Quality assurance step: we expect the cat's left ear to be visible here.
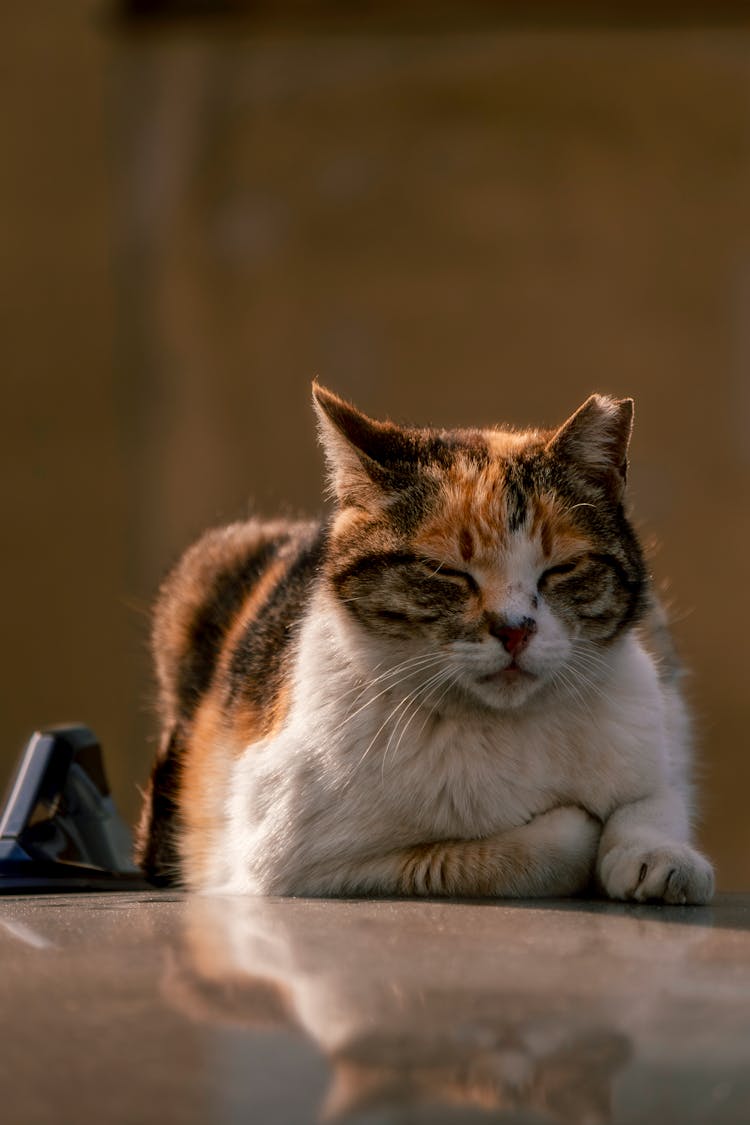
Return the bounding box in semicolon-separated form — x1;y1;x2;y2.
313;382;414;506
547;394;634;498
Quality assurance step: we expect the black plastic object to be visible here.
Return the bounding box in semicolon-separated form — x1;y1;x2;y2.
0;725;152;893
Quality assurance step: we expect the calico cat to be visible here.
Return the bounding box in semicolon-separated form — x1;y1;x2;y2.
136;385;714;903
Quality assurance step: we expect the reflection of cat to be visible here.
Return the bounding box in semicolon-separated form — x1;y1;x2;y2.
164;897;631;1124
318;1026;629;1122
137;386;713;903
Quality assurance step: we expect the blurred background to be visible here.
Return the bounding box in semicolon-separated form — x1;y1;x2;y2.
2;2;749;888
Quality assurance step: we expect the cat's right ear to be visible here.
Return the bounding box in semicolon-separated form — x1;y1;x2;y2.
312;382;409;506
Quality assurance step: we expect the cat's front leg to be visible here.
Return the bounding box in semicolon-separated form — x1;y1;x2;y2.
299;805;601;898
597;792;714;905
406;805;602;898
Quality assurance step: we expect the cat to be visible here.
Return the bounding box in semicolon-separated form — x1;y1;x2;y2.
135;384;714;904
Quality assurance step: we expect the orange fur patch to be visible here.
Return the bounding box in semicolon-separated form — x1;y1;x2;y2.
418;459;507;565
416;465;593;578
177;551;299;886
483;428;542;457
179;698;233;884
529;493;591;560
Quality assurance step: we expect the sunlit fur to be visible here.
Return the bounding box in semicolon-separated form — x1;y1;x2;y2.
136;385;714;904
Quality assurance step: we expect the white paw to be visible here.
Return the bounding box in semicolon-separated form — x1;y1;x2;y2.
599;841;714;905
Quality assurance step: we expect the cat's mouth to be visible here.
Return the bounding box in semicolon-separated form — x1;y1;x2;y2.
480;663;536;684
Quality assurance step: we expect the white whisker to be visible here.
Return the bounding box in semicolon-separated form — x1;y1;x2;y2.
332;653;448;735
380;666;454;780
411;671;461;745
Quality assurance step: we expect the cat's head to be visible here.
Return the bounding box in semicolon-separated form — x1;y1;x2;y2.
315;384;647;713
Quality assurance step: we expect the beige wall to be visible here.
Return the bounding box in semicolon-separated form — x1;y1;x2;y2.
1;5;136;813
3;5;750;888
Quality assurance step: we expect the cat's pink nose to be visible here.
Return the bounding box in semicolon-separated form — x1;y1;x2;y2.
489;617;537;657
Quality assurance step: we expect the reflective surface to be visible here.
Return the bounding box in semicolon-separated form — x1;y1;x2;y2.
2;893;750;1123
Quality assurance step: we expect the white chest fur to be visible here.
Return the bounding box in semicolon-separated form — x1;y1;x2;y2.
327;649;667;845
218;622;676;895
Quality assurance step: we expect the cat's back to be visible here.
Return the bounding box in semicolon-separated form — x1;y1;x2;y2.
136;515;327;883
152;518;323;726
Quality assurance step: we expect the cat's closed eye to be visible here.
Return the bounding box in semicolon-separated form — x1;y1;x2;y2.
419;559;479;592
538;558;585;588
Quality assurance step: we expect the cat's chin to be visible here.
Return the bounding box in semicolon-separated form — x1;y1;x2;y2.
463;668;547;712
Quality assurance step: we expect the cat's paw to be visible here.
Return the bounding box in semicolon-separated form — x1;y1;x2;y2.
599;841;714;905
